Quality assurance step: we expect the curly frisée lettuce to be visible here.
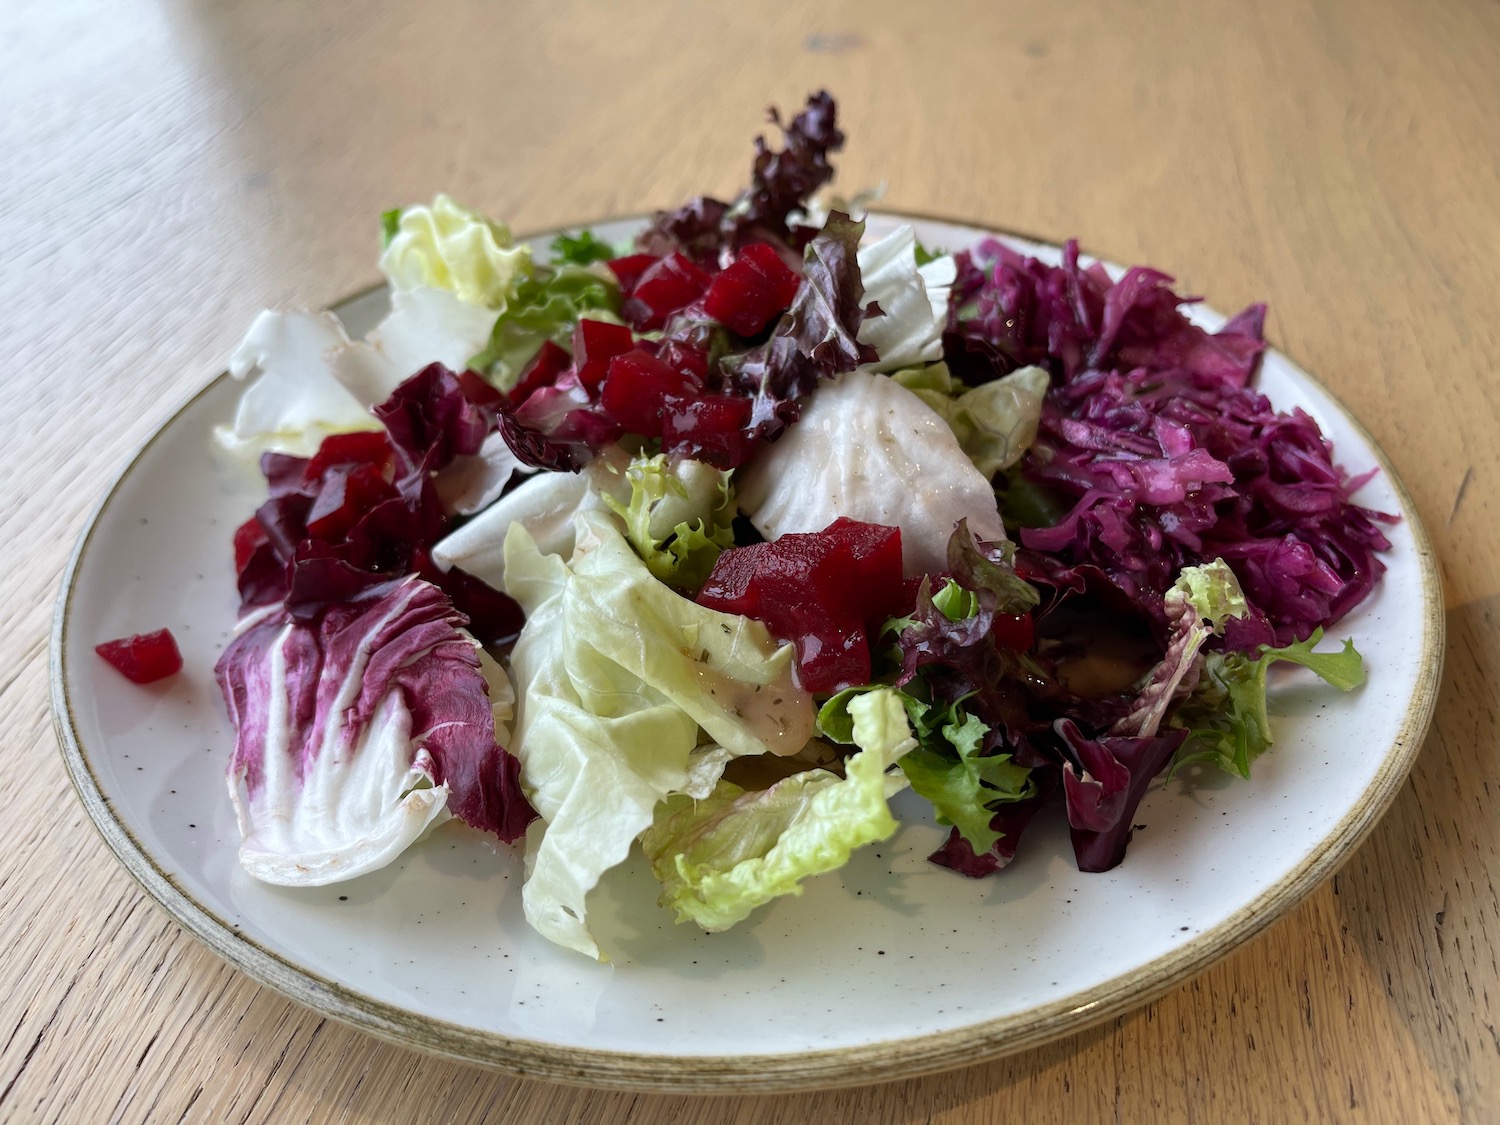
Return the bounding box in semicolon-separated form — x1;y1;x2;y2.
503;511;815;959
821;682;1034;855
1169;628;1365;779
642;686;916;932
601;453;736;593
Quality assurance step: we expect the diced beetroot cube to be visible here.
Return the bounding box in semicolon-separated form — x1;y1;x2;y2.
702;242;803;336
306;464;396;542
695;540;772;615
697;518;908;693
233;516;269;573
662;394;754;469
457;368;506;408
606;253;659;294
599;350;698;437
656;337;710;380
991;612;1036;652
96;629;183;684
792;625;872;696
621;253;712;331
571;319;635;392
306;431;393;480
818;518;907;631
508;339;573;406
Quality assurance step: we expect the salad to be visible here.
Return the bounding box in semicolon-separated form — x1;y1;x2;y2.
213;92;1389;961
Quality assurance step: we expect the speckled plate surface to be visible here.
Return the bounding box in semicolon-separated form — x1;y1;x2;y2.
51;215;1443;1092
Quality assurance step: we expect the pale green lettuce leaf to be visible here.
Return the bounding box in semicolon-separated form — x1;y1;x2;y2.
641;687;917;933
893;362;1050;477
602;453;735;592
504;512;814;960
379;194;532;309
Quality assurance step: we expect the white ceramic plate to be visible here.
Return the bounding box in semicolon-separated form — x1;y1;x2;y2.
52;215;1442;1091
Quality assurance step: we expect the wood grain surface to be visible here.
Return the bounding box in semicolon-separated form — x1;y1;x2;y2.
4;0;1498;1120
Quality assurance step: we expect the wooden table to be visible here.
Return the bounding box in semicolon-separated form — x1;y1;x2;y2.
5;0;1497;1119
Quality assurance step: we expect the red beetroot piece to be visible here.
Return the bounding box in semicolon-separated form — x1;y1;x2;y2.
96;629;183;684
233;516;269;572
697;518;908;692
507;340;572;405
662;394;754;469
599;349;699;437
571;319;635;392
620;253;712;331
305;463;398;542
656;337;711;380
605;253;659;294
703;243;802;336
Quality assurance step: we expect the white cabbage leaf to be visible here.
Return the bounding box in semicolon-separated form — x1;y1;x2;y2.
736;370;1010;576
856;224;956;372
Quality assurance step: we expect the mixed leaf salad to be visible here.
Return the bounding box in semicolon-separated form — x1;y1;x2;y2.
214;91;1390;960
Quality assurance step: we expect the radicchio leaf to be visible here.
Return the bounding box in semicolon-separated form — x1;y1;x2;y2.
216;576;534;885
1056;717;1187;872
232;364;525;641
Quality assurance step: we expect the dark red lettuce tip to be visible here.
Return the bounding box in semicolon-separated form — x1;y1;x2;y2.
636;90;843;268
1055;718;1187;872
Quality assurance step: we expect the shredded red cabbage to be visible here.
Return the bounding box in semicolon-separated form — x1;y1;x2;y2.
949;237;1393;648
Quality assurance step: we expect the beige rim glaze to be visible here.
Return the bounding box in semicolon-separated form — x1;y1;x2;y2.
50;215;1445;1092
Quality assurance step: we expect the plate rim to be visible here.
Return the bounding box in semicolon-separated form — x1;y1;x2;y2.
50;210;1446;1092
